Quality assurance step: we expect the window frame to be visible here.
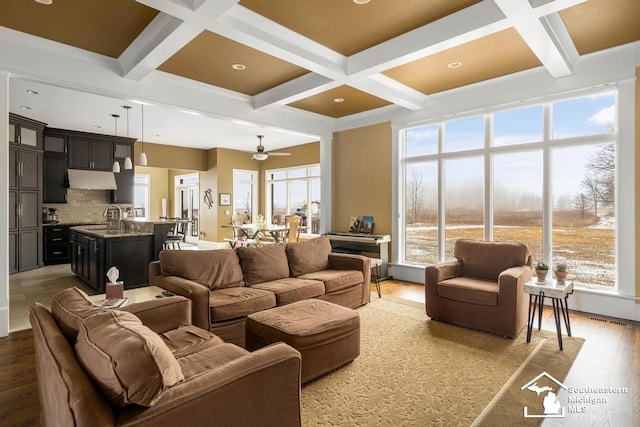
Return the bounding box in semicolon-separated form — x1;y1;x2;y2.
265;163;321;236
398;88;620;290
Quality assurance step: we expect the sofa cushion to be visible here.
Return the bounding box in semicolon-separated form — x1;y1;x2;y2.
160;249;245;290
177;343;249;380
285;236;332;277
251;277;325;305
454;239;529;281
236;244;290;286
51;287;104;343
298;269;364;293
161;325;225;358
437;277;499;306
209;287;276;321
75;310;184;408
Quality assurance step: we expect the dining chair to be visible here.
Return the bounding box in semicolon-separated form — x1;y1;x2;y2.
285;215;302;243
163;218;187;249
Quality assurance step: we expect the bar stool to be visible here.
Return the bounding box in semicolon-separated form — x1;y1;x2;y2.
369;258;383;298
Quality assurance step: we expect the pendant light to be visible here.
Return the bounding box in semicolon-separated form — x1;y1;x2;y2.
138;104;148;166
123;105;133;170
112;114;121;173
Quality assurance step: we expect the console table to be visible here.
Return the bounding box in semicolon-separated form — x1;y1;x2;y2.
524;279;574;350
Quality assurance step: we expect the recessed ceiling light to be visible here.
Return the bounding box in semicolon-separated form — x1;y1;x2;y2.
334;98;345;103
26;89;39;95
231;63;246;71
35;0;53;4
353;0;370;4
20;105;31;110
447;61;463;69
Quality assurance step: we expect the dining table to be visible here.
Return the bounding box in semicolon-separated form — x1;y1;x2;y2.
223;223;290;248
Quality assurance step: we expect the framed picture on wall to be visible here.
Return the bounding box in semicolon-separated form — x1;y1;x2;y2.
219;193;231;206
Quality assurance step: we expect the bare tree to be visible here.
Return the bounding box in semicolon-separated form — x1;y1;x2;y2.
572;193;591;219
585;142;615;207
581;175;600;217
406;169;425;224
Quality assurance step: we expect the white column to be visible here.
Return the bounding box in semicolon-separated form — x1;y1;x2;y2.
319;135;332;234
1;72;9;337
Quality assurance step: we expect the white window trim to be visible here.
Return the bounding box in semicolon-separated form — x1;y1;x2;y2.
265;163;321;236
233;169;258;223
134;173;150;221
394;84;634;308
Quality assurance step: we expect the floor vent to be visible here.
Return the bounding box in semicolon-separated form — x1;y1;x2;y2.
609;320;629;327
589;316;609;323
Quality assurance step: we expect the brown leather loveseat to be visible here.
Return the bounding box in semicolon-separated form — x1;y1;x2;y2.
425;239;532;338
30;287;302;427
149;236;370;347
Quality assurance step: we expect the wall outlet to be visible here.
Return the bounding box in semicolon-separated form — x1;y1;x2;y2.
224;210;230;215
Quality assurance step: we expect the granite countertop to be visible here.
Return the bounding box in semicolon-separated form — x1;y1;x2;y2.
70;224;154;239
43;221;110;227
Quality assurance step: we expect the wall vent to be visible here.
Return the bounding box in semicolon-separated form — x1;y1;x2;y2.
589;316;608;323
589;316;629;327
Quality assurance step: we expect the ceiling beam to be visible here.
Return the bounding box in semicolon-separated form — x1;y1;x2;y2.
494;0;577;77
253;73;340;110
350;74;427;111
347;1;510;79
119;13;202;81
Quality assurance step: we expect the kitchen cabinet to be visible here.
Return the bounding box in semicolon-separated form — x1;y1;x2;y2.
43;154;68;203
9;113;43;150
43;133;66;154
111;142;134;204
9;114;45;273
43;225;71;265
68;137;113;171
71;228;152;293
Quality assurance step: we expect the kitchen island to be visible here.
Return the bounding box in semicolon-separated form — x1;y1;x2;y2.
70;222;155;293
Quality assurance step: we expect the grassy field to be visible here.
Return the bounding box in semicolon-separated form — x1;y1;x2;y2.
404;210;615;287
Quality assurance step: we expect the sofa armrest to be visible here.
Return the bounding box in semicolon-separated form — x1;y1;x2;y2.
150;275;211;331
120;296;191;334
328;253;369;272
497;265;533;337
425;260;461;286
148;260;161;280
118;343;302;427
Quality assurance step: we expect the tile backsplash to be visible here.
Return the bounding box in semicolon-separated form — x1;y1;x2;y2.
44;189;132;223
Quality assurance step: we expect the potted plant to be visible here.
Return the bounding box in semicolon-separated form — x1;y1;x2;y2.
554;262;568;282
534;261;549;283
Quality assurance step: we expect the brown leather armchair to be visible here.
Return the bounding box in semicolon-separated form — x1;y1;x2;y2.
425;239;532;338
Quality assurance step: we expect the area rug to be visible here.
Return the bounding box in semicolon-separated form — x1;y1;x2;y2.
301;297;584;426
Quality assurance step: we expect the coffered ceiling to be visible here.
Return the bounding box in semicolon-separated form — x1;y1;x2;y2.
0;0;639;150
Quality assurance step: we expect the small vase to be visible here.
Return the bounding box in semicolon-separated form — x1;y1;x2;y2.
555;271;568;282
535;270;548;283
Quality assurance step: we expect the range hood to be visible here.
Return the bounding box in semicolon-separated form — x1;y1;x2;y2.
67;169;117;190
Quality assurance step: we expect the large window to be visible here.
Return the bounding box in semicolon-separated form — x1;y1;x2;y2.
401;90;617;288
266;165;321;235
233;170;258;223
133;174;150;220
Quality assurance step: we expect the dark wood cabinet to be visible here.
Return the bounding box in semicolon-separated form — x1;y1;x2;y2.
43;155;68;203
9;113;43;150
43;225;71;265
10;114;45;273
43;134;66;153
68;137;113;171
112;142;135;203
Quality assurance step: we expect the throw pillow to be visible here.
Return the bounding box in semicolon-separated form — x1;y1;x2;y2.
285;235;332;277
51;287;104;343
75;310;184;408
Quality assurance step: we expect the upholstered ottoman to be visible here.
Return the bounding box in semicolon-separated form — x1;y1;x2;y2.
246;299;360;383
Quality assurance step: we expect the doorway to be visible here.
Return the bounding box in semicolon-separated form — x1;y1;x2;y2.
174;173;199;245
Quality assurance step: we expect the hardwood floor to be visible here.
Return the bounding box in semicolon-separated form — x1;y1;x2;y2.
1;269;638;426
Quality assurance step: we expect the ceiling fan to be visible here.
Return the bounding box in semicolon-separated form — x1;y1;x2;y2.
249;135;291;161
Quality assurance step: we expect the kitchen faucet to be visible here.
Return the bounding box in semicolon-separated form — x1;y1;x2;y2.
103;205;123;219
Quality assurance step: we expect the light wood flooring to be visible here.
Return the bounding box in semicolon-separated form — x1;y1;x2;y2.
2;267;639;426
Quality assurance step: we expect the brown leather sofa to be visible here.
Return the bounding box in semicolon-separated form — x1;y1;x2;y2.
149;236;371;347
30;287;302;427
425;239;532;338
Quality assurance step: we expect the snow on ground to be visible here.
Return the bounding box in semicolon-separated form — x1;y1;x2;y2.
587;215;615;229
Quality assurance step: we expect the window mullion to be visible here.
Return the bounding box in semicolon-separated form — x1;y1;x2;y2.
542;103;553;267
485;114;493;241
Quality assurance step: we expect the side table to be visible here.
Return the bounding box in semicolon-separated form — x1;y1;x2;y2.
524;279;574;350
87;285;167;305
